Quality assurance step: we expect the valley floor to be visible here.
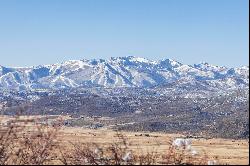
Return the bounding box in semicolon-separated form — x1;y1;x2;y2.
59;126;249;165
0;115;249;165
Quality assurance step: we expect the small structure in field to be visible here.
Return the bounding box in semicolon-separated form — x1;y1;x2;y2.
172;138;199;156
172;138;192;149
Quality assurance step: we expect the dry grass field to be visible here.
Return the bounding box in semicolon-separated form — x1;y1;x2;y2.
59;127;249;165
0;115;249;165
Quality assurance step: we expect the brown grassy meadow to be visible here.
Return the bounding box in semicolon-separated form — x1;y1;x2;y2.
0;115;249;165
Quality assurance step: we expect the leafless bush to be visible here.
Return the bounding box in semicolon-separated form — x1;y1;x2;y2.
161;143;210;165
0;116;61;165
59;131;136;165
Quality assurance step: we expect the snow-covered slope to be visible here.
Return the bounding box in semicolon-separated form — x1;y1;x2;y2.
0;56;248;91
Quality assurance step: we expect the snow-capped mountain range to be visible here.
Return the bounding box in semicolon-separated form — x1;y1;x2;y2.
0;56;249;91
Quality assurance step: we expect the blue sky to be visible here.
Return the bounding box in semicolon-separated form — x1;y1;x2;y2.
0;0;248;67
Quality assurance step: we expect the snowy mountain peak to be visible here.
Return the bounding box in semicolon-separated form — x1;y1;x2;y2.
158;58;182;69
193;62;227;72
109;56;157;65
0;56;248;91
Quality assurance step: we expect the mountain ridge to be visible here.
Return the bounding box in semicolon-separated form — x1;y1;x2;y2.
0;56;248;91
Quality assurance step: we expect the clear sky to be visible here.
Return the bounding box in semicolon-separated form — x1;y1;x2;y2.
0;0;249;67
